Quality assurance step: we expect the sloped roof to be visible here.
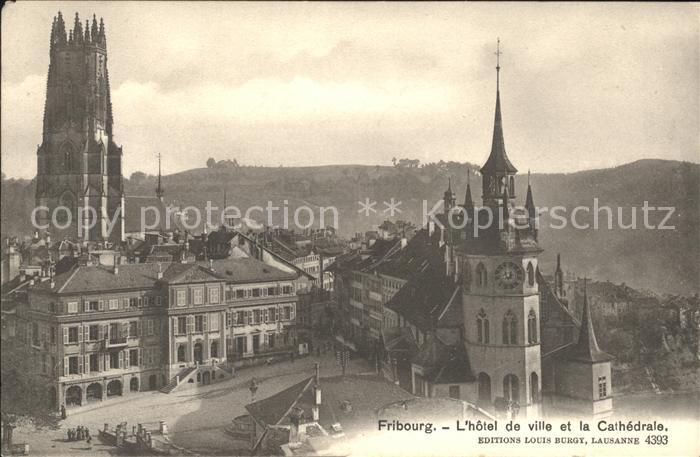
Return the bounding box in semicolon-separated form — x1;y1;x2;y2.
384;270;459;332
35;263;162;294
375;230;443;280
564;284;614;363
161;263;224;284
382;326;419;358
425;344;475;384
202;257;298;284
246;377;314;427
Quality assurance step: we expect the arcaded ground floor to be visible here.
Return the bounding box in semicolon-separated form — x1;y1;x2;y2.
11;348;373;456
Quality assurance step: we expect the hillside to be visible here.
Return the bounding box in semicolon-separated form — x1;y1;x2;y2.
2;159;698;295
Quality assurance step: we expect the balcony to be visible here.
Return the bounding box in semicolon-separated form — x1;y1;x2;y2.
104;336;128;348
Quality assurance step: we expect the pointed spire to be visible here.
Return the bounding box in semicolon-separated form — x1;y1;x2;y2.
85;19;91;42
91;14;99;41
97;17;106;47
50;16;57;48
525;171;535;216
73;12;83;44
156;153;164;201
568;278;613;363
55;11;67;43
463;169;474;210
481;39;517;175
556;253;562;273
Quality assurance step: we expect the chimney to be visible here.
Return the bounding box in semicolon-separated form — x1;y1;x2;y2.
157;263;163;280
401;237;407;249
209;259;214;271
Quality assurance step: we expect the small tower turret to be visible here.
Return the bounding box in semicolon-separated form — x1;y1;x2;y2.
91;15;99;42
443;177;456;214
554;254;564;298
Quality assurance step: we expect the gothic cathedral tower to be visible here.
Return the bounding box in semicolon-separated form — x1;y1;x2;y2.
455;41;542;418
35;12;124;242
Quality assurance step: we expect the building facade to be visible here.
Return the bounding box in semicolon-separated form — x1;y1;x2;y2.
16;255;299;410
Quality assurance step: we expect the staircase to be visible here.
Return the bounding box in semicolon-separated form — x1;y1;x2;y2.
160;366;197;394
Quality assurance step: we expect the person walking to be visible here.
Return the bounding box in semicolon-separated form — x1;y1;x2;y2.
60;404;67;420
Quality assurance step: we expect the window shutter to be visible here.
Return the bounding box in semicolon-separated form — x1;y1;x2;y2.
98;300;104;311
138;348;142;367
78;356;84;374
78;325;83;343
84;325;89;342
264;333;269;348
118;350;124;369
203;315;208;332
265;309;269;323
226;311;232;327
122;322;128;338
99;353;104;372
84;355;90;373
290;306;296;321
137;320;141;337
84;301;89;312
105;353;111;370
63;357;69;376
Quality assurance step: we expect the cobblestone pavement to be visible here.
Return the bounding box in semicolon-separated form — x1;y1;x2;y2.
12;352;373;456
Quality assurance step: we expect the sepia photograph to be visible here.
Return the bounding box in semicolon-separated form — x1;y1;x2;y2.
1;2;698;456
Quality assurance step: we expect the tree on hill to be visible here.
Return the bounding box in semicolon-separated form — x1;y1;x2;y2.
129;171;147;185
206;157;216;168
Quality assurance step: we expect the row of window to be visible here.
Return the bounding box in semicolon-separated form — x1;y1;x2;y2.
174;287;220;307
224;284;294;301
65;296;164;314
225;305;295;328
475;309;538;345
64;347;158;376
174;313;220;335
63;319;161;345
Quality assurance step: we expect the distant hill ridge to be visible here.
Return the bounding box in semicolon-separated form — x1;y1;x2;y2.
2;158;698;295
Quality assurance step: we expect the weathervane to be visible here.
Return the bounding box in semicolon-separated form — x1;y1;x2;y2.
495;38;502;90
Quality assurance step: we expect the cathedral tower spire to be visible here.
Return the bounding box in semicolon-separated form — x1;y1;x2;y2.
36;12;124;242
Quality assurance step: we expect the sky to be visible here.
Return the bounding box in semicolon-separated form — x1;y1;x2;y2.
2;2;698;179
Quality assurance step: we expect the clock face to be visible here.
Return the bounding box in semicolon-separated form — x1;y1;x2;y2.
495;262;524;290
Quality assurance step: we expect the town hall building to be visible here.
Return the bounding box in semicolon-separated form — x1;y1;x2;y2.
334;43;613;418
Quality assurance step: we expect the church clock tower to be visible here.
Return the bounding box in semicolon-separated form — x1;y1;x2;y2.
456;40;542;418
35;12;124;242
